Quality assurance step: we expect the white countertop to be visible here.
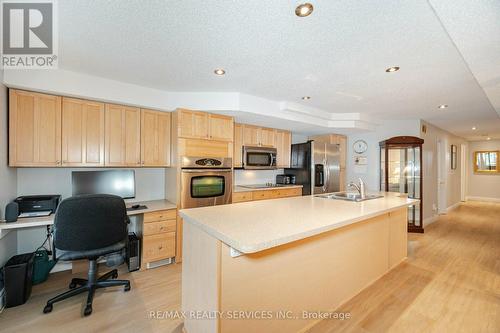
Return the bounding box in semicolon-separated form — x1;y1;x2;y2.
234;184;303;193
180;193;418;254
0;199;176;230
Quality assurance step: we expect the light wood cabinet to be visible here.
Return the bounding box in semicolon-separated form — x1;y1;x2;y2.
242;124;260;146
260;127;276;147
233;123;244;167
141;109;171;167
178;109;209;139
61;97;105;166
208;114;233;141
142;209;177;269
242;124;276;148
104;104;141;166
275;129;291;168
232;187;302;203
9;89;62;167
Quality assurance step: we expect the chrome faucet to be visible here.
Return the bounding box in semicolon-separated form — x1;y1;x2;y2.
348;178;366;199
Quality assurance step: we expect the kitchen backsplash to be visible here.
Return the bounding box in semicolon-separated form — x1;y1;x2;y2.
234;169;285;185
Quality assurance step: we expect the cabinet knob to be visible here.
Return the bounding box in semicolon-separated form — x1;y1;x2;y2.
158;246;163;250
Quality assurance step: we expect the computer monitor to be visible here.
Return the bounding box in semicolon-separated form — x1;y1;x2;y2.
72;170;136;199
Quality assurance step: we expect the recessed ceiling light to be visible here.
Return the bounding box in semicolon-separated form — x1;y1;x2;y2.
302;96;311;100
214;68;226;75
487;137;491;140
385;66;400;73
438;104;448;109
295;3;314;17
472;126;477;130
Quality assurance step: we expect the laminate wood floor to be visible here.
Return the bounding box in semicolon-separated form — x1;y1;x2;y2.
1;201;499;333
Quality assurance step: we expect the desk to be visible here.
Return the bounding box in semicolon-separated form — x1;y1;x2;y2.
0;199;176;232
0;199;178;270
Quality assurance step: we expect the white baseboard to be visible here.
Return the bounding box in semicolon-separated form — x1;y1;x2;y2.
51;261;72;273
466;196;500;203
423;215;439;227
446;201;462;212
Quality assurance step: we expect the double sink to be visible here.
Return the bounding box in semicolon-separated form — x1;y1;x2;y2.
316;192;383;202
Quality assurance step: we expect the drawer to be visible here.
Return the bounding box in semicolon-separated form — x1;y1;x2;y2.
252;190;277;201
143;209;177;223
232;191;253;203
142;232;176;262
143;219;176;236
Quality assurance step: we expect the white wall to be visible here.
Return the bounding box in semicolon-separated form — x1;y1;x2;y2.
346;119;421;191
420;121;466;222
15;167;167;255
0;73;19;266
467;140;500;201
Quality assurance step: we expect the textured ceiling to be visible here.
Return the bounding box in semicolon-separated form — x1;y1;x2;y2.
57;0;500;140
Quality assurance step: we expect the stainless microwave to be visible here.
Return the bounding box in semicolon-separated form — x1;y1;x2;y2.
243;146;277;169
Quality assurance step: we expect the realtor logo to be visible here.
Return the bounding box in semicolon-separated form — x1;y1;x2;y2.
1;0;58;68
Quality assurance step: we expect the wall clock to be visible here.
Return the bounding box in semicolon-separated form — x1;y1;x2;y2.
353;140;368;154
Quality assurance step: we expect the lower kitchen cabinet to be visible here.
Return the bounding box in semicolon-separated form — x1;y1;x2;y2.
232;187;302;203
141;209;177;269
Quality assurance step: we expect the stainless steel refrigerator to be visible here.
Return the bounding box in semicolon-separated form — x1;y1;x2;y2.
284;140;340;195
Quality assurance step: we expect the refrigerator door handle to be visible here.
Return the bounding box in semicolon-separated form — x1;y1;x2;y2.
322;158;328;192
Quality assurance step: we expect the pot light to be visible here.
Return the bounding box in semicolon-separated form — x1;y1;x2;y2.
487;137;491;140
438;104;448;109
385;66;400;73
295;3;314;17
472;126;476;130
214;68;226;75
302;96;311;100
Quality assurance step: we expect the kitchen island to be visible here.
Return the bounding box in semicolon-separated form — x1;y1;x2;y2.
179;193;417;333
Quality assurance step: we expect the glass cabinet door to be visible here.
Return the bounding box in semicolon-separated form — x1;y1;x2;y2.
380;139;423;232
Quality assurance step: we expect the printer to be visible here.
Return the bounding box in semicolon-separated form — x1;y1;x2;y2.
14;195;61;217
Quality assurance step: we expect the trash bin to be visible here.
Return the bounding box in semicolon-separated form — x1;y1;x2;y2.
3;252;35;308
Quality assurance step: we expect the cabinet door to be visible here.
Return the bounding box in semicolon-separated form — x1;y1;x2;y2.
275;130;291;168
178;109;209;139
61;98;105;166
9;89;62;167
209;114;233;141
141;109;171;167
339;135;347;169
260;127;276;147
143;232;176;263
243;125;260;146
105;104;141;166
233;123;244;167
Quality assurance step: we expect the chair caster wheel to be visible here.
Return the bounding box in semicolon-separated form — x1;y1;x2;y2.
69;282;77;289
124;284;131;292
112;272;118;279
43;304;53;314
84;305;92;316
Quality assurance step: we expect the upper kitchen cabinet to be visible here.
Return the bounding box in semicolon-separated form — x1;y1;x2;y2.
105;104;141;167
9;89;62;167
141;109;171;167
61;97;105;167
178;109;209;139
208;114;233;141
177;109;233;142
233;123;244;167
242;125;276;148
275;129;291;168
260;127;276;147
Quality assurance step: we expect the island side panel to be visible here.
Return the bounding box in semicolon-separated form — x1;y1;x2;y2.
388;208;408;269
219;212;396;333
182;221;221;333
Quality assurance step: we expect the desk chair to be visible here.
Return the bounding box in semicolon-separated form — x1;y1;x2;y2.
43;194;131;316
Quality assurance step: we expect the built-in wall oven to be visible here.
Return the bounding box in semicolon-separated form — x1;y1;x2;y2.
243;146;277;169
180;156;232;209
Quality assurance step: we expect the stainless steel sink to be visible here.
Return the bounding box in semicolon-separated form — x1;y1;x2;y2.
315;192;384;202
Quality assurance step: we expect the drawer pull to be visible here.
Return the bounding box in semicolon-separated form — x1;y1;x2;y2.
159;226;164;231
158;245;163;250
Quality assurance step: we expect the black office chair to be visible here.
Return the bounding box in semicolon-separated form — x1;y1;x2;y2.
43;194;131;316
